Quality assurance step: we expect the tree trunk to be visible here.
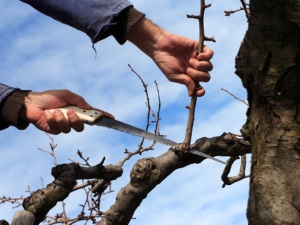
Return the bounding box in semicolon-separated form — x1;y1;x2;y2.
236;0;300;224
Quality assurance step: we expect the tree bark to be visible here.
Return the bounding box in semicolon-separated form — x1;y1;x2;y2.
97;133;251;225
236;0;300;224
23;163;122;225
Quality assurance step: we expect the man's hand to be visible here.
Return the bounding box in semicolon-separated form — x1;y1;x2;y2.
19;90;113;134
128;18;213;97
153;33;213;96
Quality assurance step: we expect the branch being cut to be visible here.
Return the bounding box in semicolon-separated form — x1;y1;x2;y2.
183;0;215;153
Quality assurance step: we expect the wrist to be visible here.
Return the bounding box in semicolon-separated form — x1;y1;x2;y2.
127;18;167;59
19;91;41;121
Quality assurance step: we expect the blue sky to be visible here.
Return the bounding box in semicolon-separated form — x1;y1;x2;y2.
0;0;249;224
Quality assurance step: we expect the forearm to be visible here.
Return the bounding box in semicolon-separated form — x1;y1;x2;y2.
127;18;166;59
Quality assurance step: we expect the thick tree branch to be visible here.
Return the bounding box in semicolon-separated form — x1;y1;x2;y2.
97;133;251;225
7;133;250;225
22;163;122;225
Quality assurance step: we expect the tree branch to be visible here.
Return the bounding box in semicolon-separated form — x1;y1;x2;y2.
183;0;213;153
96;133;251;225
22;163;122;225
221;154;249;188
240;0;250;20
221;88;249;106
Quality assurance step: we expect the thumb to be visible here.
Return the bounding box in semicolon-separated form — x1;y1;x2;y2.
75;99;93;110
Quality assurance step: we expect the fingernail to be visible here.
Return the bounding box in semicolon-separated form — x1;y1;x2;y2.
44;110;50;116
53;109;62;115
67;110;76;117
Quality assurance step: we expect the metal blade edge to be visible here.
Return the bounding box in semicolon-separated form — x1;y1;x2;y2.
96;117;178;147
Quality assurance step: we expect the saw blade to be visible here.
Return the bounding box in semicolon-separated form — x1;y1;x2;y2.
189;149;227;165
96;117;178;147
50;106;227;165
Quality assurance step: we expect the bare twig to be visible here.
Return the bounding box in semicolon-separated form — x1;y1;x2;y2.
221;154;250;187
45;214;101;225
116;142;156;167
117;64;165;167
40;177;44;188
37;134;57;165
221;88;249;106
153;80;162;135
224;1;249;19
128;64;152;150
26;186;32;194
0;196;24;208
183;0;213;153
77;150;91;167
128;64;151;132
240;0;250;20
72;180;99;192
224;7;244;16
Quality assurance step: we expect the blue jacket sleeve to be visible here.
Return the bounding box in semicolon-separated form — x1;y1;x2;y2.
0;83;19;104
0;84;30;130
0;83;19;130
20;0;133;44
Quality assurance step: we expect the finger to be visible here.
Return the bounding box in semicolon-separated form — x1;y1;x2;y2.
186;67;211;83
189;58;213;71
196;87;206;97
44;110;61;134
53;109;71;133
76;99;93;110
61;89;93;110
186;80;206;97
67;110;84;132
197;46;214;60
167;74;197;97
166;72;206;97
93;108;115;119
186;79;206;97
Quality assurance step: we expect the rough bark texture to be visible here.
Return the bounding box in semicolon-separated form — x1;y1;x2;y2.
236;0;300;224
97;133;251;225
22;163;123;225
